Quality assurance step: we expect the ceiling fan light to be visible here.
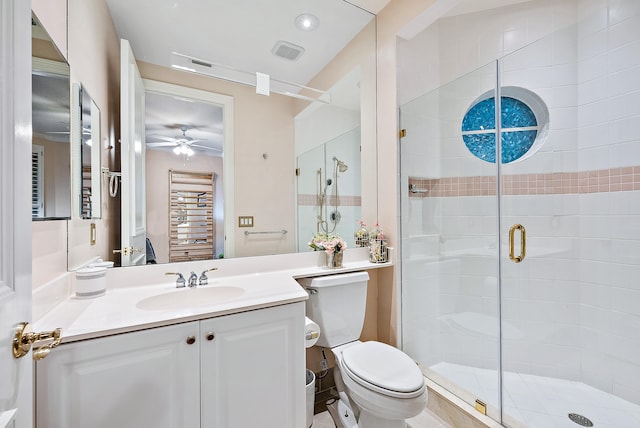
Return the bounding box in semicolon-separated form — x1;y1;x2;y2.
186;147;194;157
173;146;181;155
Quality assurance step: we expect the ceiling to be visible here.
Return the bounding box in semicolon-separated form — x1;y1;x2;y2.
145;92;223;157
105;0;380;156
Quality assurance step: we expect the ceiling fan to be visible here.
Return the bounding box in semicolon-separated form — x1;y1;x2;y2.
146;126;222;156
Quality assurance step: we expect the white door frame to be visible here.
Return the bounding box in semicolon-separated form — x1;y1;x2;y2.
120;39;147;266
0;0;34;426
142;79;235;258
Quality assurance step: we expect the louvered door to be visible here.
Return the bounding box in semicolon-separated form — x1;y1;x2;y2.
169;170;215;262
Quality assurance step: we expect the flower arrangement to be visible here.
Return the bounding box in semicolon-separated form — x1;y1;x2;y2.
308;232;347;254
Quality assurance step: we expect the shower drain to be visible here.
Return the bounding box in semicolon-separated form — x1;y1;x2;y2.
568;413;594;427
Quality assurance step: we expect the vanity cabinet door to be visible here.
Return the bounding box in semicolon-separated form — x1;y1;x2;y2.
200;302;306;428
36;322;200;428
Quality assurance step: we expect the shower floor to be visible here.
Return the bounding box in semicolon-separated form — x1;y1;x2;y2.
430;362;640;428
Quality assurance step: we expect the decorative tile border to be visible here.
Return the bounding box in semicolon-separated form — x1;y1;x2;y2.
297;194;362;206
409;166;640;197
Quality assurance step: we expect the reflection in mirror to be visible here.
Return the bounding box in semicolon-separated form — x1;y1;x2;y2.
74;85;102;219
145;90;225;264
31;13;71;220
168;170;217;263
296;69;363;249
65;0;376;267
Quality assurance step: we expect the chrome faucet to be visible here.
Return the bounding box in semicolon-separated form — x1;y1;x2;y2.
199;267;218;286
165;272;186;288
188;272;198;288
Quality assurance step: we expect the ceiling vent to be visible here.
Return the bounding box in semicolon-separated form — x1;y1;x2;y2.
271;41;305;61
171;52;215;75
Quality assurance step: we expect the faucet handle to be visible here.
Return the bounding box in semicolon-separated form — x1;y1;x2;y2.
198;267;218;286
188;272;198;288
165;272;186;288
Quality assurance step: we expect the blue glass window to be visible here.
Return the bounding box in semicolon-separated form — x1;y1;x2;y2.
462;96;538;163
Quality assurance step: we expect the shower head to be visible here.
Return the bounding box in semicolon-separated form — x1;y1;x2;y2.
333;157;348;172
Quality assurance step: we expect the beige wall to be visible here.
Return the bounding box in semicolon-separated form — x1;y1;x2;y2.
32;0;67;60
145;150;223;263
32;220;67;291
66;0;121;270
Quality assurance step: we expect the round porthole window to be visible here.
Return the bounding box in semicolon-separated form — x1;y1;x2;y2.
461;87;548;164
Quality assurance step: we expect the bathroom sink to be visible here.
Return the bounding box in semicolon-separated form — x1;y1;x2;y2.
136;286;245;311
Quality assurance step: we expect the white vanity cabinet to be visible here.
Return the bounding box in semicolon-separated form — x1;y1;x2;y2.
35;320;201;427
36;302;305;428
200;303;305;427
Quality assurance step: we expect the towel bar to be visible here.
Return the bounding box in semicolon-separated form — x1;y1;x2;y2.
244;230;288;236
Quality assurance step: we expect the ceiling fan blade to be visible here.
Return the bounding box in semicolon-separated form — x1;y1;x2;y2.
147;142;178;147
147;134;179;142
190;144;222;152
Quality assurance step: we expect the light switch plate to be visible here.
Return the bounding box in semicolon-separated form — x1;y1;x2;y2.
238;216;254;227
90;223;97;245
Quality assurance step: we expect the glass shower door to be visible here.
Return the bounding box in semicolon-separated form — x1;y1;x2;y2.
498;7;640;425
399;61;503;422
496;27;581;427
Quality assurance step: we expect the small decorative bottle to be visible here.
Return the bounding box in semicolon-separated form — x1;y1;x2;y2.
368;223;388;263
355;220;369;247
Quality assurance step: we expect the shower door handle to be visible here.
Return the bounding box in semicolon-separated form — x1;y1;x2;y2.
509;224;526;263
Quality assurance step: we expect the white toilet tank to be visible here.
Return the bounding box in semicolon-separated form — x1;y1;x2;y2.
298;271;369;348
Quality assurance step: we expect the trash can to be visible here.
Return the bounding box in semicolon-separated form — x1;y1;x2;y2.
306;369;316;427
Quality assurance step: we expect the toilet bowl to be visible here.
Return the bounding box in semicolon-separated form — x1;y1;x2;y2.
333;341;427;427
298;272;427;427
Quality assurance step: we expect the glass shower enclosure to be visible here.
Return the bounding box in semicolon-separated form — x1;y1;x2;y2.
399;1;640;426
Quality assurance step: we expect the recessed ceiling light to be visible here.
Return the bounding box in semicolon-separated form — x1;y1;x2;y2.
295;13;319;31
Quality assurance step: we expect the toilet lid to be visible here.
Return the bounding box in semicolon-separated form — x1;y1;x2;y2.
341;341;424;395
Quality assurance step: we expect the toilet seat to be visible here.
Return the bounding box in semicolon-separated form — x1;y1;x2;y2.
340;341;425;399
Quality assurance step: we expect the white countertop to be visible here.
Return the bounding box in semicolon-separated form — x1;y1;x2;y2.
34;248;393;343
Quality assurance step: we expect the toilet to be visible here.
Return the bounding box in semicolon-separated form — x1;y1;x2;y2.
298;272;427;428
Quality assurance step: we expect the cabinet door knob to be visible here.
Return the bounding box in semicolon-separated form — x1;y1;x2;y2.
206;332;215;341
186;336;196;345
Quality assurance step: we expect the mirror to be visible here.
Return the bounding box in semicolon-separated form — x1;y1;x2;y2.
296;70;364;250
31;13;71;220
64;0;377;267
72;84;102;219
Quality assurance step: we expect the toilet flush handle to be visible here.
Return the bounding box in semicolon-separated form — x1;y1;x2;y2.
304;287;317;295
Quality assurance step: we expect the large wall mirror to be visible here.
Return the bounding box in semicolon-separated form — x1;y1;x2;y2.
31;13;71;220
64;0;377;268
